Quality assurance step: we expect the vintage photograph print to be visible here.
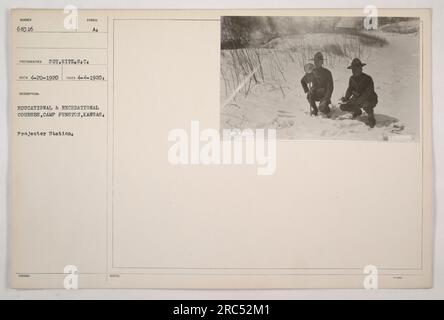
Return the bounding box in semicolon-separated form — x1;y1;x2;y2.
220;16;421;141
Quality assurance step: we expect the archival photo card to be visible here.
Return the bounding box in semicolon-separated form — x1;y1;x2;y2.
9;9;432;289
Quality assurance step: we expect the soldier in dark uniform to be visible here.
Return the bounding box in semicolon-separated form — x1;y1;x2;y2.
301;52;334;116
340;58;378;128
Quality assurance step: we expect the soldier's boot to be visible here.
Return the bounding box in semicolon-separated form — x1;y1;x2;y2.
366;109;376;128
364;105;376;128
310;102;318;116
351;108;363;119
340;102;359;118
318;101;331;116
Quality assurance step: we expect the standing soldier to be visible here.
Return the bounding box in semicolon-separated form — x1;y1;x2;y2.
340;58;378;128
301;52;334;116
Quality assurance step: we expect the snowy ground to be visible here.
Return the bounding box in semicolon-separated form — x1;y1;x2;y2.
220;31;420;141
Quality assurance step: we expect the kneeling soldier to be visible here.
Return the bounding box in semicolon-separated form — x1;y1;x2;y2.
301;52;334;116
340;58;378;128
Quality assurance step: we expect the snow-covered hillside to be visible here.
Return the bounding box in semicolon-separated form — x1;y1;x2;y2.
220;30;420;141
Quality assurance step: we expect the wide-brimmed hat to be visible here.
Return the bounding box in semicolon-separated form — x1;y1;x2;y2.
347;58;367;69
310;52;324;62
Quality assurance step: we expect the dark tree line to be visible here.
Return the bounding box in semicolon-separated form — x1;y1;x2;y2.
221;16;418;49
221;17;278;49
